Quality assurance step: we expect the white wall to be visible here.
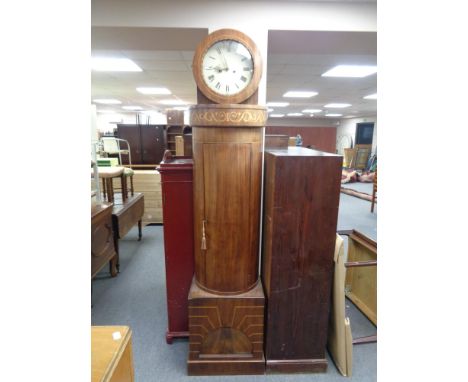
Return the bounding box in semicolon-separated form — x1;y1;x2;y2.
336;116;377;154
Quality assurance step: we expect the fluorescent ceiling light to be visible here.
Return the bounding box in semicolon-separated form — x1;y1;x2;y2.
364;93;377;100
267;108;274;112
136;87;171;95
158;99;187;106
267;102;289;107
324;103;351;108
91;57;142;72
283;91;318;98
287;113;303;117
172;106;189;111
122;106;143;111
97;110;116;114
302;109;322;113
325;113;342;117
270;114;285;118
93;99;121;105
344;115;357;118
322;65;377;78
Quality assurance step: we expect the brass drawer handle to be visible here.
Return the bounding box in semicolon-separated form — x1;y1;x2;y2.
201;220;207;250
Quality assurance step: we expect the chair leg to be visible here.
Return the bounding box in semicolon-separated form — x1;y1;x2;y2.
102;178;107;199
121;174;127;202
106;178;114;203
130;176;134;196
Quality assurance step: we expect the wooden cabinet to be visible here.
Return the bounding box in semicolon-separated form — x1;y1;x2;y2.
261;147;342;373
91;202;117;278
116;124;166;165
159;158;194;343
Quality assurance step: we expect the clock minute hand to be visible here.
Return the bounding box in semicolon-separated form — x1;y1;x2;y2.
220;51;229;71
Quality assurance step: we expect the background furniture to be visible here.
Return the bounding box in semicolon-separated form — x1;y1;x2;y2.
113;170;162;225
261;147;342;373
92;202;117;278
159;156;194;343
354;144;372;169
265;134;289;149
91;326;135;382
166;125;184;154
343;230;377;325
116;124;166;166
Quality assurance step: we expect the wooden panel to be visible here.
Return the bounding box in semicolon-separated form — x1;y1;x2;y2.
188;280;265;375
262;147;342;371
91;326;134;382
175;135;184;155
167;109;185;125
91;203;117;278
265;126;337;153
140;125;166;165
193;127;263;294
112;193;144;239
159;158;194;342
265;134;289;149
344;232;377;325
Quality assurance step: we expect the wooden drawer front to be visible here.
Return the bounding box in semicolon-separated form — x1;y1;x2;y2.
91;212;115;277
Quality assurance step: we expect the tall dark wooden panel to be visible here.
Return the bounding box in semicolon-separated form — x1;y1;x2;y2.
159;158;194;343
262;147;342;373
116;124;166;165
140;125;166;164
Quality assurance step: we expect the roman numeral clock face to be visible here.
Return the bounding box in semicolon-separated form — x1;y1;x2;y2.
202;40;254;96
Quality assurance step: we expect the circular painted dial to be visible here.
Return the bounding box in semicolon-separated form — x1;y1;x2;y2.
202;40;254;96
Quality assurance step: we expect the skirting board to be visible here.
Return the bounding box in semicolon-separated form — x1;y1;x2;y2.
266;358;328;373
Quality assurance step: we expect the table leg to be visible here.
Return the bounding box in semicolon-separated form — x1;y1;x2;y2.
130;176;134;196
113;233;120;273
106;178;114;203
110;256;118;277
138;219;142;241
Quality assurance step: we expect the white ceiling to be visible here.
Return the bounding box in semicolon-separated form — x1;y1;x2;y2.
91;27;376;120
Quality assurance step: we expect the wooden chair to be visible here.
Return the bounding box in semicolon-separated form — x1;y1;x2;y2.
91;166;126;203
371;169;377;212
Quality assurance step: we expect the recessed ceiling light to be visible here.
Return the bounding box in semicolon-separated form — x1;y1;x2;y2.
325;113;343;117
283;91;318;98
287;113;303;117
344;115;357;118
322;65;377;78
324;103;351;108
267;108;274;112
270;114;285;118
363;93;377;100
137;87;171;95
93;99;122;105
267;102;289;107
91;57;142;72
158;99;187;106
172;106;189;111
302;109;322;113
122;106;143;111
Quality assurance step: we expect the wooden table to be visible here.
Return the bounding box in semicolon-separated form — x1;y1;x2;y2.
91;326;135;382
111;193;144;272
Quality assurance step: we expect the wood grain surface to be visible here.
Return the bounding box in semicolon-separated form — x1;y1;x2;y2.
261;147;342;372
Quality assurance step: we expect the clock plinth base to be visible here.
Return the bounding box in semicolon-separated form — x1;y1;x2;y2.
187;278;265;376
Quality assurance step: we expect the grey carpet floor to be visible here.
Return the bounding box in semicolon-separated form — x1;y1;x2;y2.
92;191;377;381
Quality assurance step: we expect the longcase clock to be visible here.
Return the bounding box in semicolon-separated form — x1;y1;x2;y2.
187;29;267;376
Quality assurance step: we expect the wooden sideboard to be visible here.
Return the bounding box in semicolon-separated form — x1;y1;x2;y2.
262;147;342;373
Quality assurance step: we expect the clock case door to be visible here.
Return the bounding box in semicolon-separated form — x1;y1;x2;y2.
193;127;263;295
